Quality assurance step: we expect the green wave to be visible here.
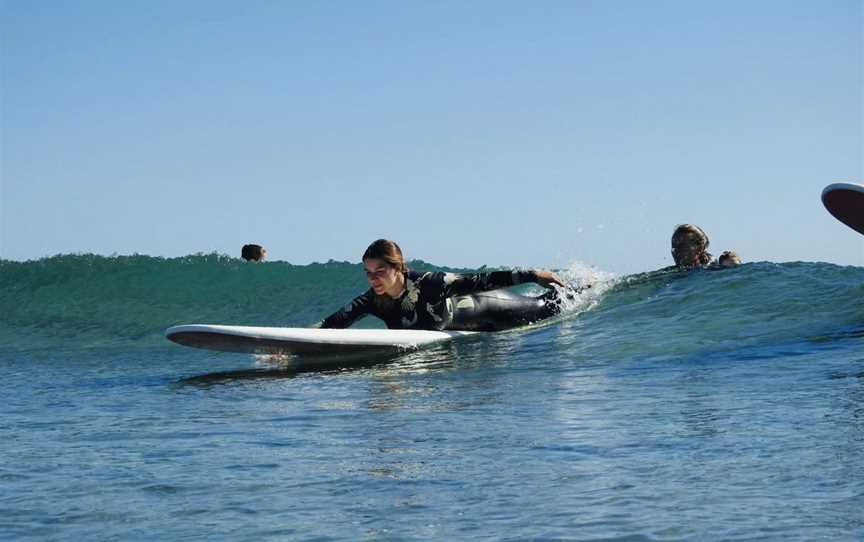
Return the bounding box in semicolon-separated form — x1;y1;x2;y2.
1;254;861;353
0;254;468;351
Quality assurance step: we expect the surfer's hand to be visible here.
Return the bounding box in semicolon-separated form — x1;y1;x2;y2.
534;270;566;289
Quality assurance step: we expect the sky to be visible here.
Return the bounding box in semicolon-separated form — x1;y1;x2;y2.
1;0;862;274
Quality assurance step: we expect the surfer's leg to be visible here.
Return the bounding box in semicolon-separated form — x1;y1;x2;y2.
447;289;566;332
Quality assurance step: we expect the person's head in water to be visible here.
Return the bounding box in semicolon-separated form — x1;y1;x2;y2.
718;251;742;268
671;224;712;268
241;244;266;262
363;239;408;297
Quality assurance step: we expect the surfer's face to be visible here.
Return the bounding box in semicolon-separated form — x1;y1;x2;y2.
672;233;704;267
364;258;399;296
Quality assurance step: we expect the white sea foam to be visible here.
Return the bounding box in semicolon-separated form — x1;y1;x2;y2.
548;260;619;316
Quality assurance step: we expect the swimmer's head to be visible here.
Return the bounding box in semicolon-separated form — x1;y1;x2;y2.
718;251;742;268
671;224;712;268
241;244;266;261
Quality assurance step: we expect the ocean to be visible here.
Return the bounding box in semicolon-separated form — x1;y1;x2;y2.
1;254;862;541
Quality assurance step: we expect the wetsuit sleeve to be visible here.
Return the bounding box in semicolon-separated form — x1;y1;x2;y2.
439;270;538;298
318;290;373;329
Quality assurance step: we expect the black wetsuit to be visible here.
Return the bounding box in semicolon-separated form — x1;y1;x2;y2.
319;270;565;332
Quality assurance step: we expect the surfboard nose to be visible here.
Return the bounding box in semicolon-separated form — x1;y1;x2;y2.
822;182;864;235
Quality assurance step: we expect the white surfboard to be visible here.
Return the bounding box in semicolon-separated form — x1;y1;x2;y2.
165;324;477;356
822;182;864;235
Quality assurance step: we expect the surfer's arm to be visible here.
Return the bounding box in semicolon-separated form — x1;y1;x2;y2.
439;270;565;297
318;291;372;329
532;270;566;288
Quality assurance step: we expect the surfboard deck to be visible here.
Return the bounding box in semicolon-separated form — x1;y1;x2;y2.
165;324;477;356
822;182;864;235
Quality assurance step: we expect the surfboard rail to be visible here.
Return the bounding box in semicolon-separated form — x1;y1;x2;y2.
165;324;476;355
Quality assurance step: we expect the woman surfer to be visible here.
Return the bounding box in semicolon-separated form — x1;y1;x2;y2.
670;224;714;269
318;239;573;332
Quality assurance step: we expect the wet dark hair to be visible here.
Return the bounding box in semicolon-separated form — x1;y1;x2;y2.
718;251;741;266
241;244;265;261
363;239;408;273
671;224;712;267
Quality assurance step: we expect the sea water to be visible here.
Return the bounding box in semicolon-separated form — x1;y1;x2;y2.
1;255;862;541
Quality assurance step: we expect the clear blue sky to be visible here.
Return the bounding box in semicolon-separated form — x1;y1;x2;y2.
2;0;862;274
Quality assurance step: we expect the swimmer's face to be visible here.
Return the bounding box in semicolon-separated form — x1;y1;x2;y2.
672;233;705;267
364;258;399;295
720;255;741;268
259;248;267;261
